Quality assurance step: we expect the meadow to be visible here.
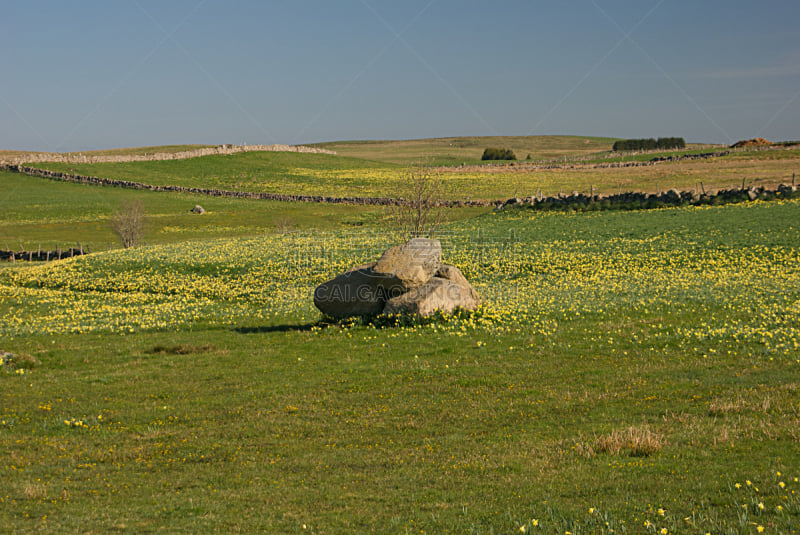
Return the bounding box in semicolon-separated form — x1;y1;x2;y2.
2;199;799;532
0;139;799;533
309;135;622;166
27;146;800;203
0;169;491;254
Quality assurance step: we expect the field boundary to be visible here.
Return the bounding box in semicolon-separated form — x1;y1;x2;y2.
0;144;335;165
1;163;489;206
1;246;87;263
3;163;796;211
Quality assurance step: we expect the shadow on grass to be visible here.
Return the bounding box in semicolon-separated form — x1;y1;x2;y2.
233;323;322;334
233;309;481;334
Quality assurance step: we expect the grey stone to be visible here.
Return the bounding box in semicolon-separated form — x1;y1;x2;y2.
383;277;479;316
435;264;480;303
373;238;442;290
313;263;405;319
313;239;479;319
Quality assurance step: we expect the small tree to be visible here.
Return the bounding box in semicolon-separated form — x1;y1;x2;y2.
389;164;447;241
110;199;147;248
481;147;517;161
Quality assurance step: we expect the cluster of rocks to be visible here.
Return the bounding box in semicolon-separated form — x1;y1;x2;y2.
0;144;335;165
314;238;479;319
648;151;730;163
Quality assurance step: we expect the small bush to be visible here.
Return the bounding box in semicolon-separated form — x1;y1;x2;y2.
110;199;147;248
481;147;517;161
387;164;447;240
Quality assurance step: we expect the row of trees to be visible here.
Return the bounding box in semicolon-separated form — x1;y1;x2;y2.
612;137;686;152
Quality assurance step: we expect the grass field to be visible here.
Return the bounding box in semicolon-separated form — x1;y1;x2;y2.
0;170;490;253
25;143;800;203
1;182;799;533
311;135;622;166
0;169;390;252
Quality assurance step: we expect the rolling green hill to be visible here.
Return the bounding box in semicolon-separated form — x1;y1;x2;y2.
312;134;620;165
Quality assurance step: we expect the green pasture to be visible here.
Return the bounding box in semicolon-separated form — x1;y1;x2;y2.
25;141;800;204
1;193;799;533
0;170;490;252
312;135;620;165
27;150;393;196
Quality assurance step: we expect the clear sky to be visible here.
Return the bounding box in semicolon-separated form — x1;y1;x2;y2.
2;0;799;151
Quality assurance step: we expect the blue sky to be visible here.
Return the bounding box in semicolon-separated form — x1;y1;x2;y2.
2;0;799;151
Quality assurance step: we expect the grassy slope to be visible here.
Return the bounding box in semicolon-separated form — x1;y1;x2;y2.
29;151;399;197
0;170;488;251
25;143;800;202
0;170;447;251
313;135;620;165
1;200;798;533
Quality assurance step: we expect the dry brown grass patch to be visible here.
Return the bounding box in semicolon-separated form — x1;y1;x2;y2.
594;425;665;457
708;396;749;416
24;482;48;501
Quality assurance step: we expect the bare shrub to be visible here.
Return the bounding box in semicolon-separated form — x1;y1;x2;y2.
274;216;294;235
594;425;665;457
388;164;447;241
110;200;147;248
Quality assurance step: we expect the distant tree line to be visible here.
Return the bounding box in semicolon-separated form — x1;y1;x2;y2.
482;147;517;161
612;137;686;152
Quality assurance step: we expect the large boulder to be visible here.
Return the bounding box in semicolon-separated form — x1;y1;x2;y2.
313;263;405;319
383;277;479;316
435;264;480;302
373;238;441;290
313;239;480;319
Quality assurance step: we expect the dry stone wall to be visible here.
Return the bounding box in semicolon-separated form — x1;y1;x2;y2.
1;163;795;211
0;144;335;165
